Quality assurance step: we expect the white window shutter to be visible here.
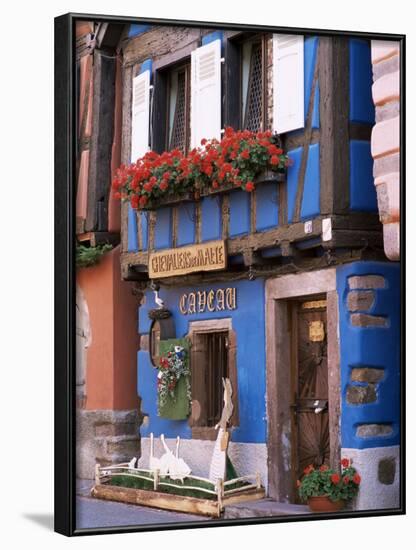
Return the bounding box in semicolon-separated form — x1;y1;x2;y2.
273;34;304;134
191;39;221;148
131;70;150;162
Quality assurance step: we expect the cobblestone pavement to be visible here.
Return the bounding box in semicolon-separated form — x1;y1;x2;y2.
76;495;212;529
76;479;212;529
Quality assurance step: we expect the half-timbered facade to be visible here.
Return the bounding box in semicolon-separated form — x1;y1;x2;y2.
81;21;400;511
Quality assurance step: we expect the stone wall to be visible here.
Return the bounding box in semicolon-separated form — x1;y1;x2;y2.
77;409;140;479
371;41;400;261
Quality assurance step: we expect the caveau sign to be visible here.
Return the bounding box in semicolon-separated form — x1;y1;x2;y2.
179;288;237;315
149;240;226;279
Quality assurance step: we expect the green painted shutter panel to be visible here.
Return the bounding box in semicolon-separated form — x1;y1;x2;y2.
158;338;190;420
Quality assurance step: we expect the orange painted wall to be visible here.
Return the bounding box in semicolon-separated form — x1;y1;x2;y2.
77;246;139;410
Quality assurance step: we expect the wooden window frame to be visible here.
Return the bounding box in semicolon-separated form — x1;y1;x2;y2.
152;41;198;154
187;319;239;440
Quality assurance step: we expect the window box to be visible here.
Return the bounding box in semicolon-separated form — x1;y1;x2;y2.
199;169;286;197
138;190;197;211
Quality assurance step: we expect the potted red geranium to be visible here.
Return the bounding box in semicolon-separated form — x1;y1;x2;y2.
297;458;361;512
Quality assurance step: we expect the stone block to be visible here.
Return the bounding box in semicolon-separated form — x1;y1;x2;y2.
106;436;140;457
371;41;400;64
376;100;400;123
356;424;393;438
374;152;400;179
350;313;387;327
139;334;149;351
372;71;400;106
347;290;375;312
372;53;400;80
375;172;400;224
351;367;384;384
378;457;396;485
346;384;377;405
383;222;400;261
348;275;386;290
371;116;400;159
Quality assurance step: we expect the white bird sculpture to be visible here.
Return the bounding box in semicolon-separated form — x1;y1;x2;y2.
153;290;164;309
149;432;163;471
159;434;191;482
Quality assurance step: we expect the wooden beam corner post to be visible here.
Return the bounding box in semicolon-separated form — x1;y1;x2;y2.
318;36;350;216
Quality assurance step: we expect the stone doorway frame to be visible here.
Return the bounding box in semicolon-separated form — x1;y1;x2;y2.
265;267;341;502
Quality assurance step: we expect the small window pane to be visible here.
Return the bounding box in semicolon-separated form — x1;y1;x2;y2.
169;68;189;152
242;42;263;132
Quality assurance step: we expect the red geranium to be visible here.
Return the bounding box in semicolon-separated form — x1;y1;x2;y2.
353;473;361;485
341;458;350;469
330;474;341;484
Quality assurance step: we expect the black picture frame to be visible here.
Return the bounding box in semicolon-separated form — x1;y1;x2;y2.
54;12;405;537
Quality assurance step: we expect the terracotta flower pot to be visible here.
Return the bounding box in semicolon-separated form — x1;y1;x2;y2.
307;496;345;512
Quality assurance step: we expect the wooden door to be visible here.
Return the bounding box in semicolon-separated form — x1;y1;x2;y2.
291;298;329;490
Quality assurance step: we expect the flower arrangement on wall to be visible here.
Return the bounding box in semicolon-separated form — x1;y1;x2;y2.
157;345;191;417
112;127;291;210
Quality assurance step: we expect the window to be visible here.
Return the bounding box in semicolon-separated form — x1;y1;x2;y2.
168;64;191;153
242;39;264;132
189;322;239;438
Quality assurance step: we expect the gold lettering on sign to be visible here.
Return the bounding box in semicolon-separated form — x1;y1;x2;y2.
207;290;215;312
148;240;227;279
179;294;188;315
226;287;236;310
216;289;225;311
197;291;206;312
188;292;196;314
179;287;238;315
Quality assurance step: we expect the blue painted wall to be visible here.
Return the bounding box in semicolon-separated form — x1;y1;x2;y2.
301;143;320;220
127;204;138;252
286;145;320;222
138;279;267;444
349;39;375;125
256;183;278;231
337;261;400;449
350;140;377;212
154;207;172;250
177;203;196;246
128;24;152;38
201;197;222;242
229;191;251;237
304;37;320;129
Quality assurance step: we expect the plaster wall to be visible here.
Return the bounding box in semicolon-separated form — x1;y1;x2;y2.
341;446;400;510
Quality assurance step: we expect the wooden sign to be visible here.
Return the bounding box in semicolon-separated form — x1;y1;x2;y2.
309;320;325;342
149;240;226;279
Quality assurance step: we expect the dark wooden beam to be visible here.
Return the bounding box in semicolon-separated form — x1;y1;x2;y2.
152;68;168;154
223;34;241;130
319;36;350;215
86;51;116;232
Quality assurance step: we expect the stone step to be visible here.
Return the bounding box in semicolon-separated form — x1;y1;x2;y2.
223;498;311;519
